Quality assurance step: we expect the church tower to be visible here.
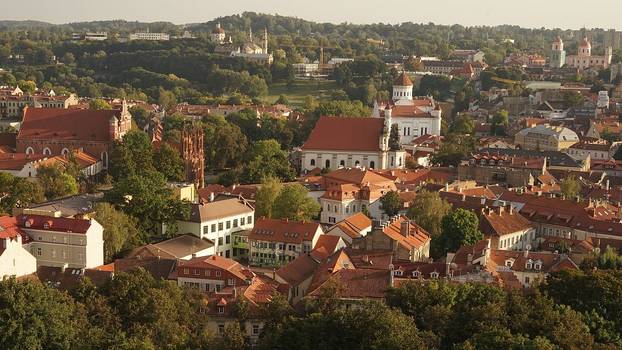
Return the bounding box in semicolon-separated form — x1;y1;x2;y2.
392;71;414;104
550;37;566;68
263;28;268;55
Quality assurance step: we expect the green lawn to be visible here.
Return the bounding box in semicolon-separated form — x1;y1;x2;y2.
267;80;337;107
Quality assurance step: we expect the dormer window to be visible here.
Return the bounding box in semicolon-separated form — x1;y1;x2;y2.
394;269;403;276
412;270;420;278
217;306;224;314
534;260;542;270
505;259;514;268
430;272;439;279
43;222;50;229
525;259;533;270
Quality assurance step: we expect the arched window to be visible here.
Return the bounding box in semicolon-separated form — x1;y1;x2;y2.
43;148;51;156
310;159;316;167
325;159;330;169
369;161;375;169
339;160;345;167
25;147;34;155
61;148;70;156
355;160;360;167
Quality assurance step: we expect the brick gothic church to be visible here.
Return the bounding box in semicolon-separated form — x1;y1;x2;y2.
151;119;205;188
16;101;132;169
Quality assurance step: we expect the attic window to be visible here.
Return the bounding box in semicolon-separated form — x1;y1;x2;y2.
43;222;50;229
394;270;403;276
217;306;224;314
534;261;542;270
505;259;514;268
430;271;439;279
525;259;533;270
412;270;420;278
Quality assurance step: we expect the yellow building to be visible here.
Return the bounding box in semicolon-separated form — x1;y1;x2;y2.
514;124;579;151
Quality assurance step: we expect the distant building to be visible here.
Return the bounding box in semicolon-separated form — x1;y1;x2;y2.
72;32;108;41
0;86;79;119
231;28;273;65
549;37;567;69
450;49;485;63
514;124;579;151
129;32;170;41
210;23;226;44
565;37;612;70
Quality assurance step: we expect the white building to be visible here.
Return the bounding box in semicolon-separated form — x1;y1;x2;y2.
72;32;108;41
210;23;226;44
129;32;170;41
565;38;612;71
372;72;442;144
17;214;104;269
300;112;406;173
0;217;37;279
176;195;255;259
231;28;273;65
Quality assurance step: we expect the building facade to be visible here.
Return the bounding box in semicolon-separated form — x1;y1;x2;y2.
565;38;612;70
514;124;579;151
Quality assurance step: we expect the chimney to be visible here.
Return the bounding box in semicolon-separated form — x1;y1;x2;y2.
362;254;369;263
507;204;513;215
467;253;473;265
523;249;529;258
400;220;409;237
209;192;215;202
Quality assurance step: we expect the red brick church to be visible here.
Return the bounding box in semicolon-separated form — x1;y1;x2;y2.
16;101;132;169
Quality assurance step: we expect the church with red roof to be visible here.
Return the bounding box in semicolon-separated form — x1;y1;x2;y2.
16;101;132;169
372;72;442;144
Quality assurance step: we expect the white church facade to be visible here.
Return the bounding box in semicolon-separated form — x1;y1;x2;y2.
372;72;442;145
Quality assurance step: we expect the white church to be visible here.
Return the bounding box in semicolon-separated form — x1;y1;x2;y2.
372;72;442;145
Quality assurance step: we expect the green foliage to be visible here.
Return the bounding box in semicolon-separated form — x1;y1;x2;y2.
0;172;44;214
271;183;321;221
109;130;155;180
129;106;151;129
240;139;295;184
153;143;185;182
255;176;283;218
89;98;112;110
451;114;475;135
203;115;248;170
437;208;483;257
418;75;452;100
37;163;79;199
380;190;402;217
407;190;452;237
491;109;509;136
581;247;622;271
431;134;475;167
560;175;581;200
94;202;143;262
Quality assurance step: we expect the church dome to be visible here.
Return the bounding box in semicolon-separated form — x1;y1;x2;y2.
212;23;225;34
394;71;413;87
579;37;591;48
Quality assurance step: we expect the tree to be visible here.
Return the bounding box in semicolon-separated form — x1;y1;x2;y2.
240;139;295;184
203;115;248;170
275;94;289;105
208;323;247;350
438;209;483;256
380;191;402;217
94;202;143;262
153;143;185;182
407;190;452;237
560;176;581;200
271;183;320;221
109;130;155;180
157;88;177;112
491;110;509;136
0;278;86;349
129;106;151;130
451;114;475;135
89;98;112;110
389;124;401;151
255;177;283;218
61;52;76;65
104;169;189;237
37;164;79;199
0;173;44;214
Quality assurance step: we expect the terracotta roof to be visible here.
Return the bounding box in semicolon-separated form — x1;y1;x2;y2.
127;234;214;259
249;218;321;244
276;253;320;285
480;206;532;237
382;216;431;251
394;71;413;86
18;108;121;142
17;214;92;234
328;213;372;240
301;117;384;152
114;257;178;280
178;255;250;281
307;268;390;300
324;168;393;186
0;153;46;170
311;235;343;260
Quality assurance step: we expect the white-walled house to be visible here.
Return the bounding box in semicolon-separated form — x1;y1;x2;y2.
479;205;536;251
325;212;373;244
17;214;104;269
0;217;37;279
176;195;255;259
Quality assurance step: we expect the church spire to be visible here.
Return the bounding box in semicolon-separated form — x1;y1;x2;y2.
263;28;268;54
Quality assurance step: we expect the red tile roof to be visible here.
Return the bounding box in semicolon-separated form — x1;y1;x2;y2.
301;117;384;152
17;214;92;234
0;153;47;170
0;216;29;243
249;218;321;244
178;255;250;281
311;235;342;260
18;108;120;142
480;206;533;237
394;71;413;86
382;216;431;251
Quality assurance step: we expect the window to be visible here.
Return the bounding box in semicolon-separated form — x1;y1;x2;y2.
247;216;253;224
36;248;42;256
394;270;403;276
252;324;260;335
525;276;530;284
218;306;224;314
226;235;231;244
240;217;245;225
218;237;223;246
412;271;420;278
310;159;316;166
218;324;225;334
203;226;209;235
228;278;235;286
215;284;221;292
339;160;345;167
183;268;189;274
233;219;238;228
325;159;330;168
369;161;375;169
226;221;231;229
211;224;216;233
225;250;230;258
215;271;222;277
218;222;223;231
430;272;439;279
204;270;211;277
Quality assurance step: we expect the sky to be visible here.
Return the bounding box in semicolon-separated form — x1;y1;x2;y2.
4;0;622;30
